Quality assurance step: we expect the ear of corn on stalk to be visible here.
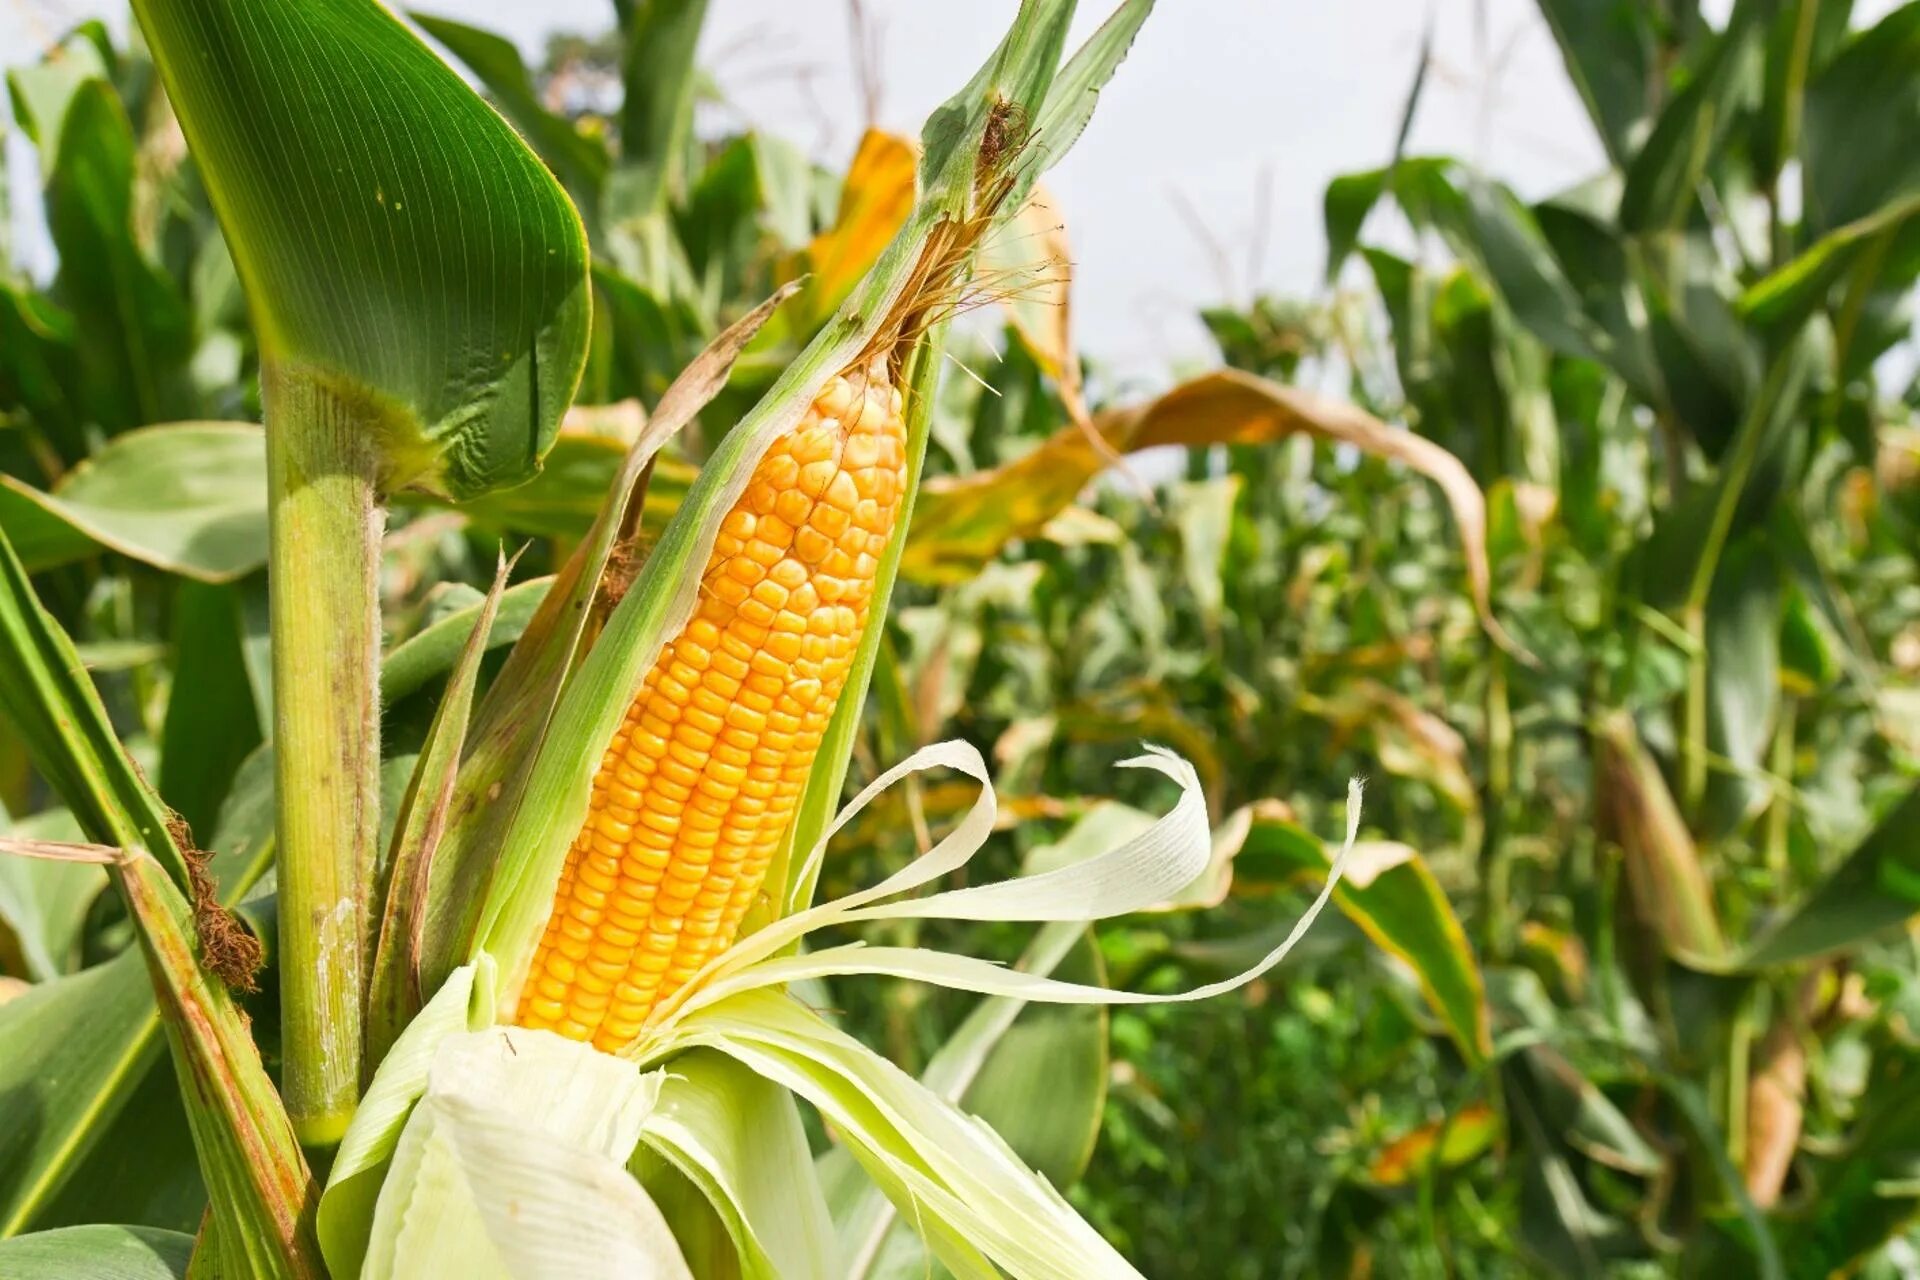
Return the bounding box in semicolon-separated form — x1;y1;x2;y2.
518;361;908;1047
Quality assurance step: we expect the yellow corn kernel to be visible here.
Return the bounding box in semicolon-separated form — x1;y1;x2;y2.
517;361;907;1050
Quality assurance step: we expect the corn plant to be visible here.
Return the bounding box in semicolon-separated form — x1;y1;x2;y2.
0;1;1386;1276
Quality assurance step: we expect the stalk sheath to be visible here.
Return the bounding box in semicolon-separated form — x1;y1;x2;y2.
264;364;384;1145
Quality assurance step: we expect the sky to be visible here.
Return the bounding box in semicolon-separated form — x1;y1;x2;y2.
2;0;1886;379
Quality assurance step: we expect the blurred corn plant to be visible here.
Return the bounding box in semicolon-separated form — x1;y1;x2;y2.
793;1;1920;1276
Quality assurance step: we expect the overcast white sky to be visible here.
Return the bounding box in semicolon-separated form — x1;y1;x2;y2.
3;0;1895;378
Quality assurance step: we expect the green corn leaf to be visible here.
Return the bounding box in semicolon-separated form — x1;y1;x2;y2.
1618;0;1766;234
0;807;104;981
129;0;591;500
112;857;319;1278
42;79;193;433
0;526;190;890
1532;0;1659;167
0;424;266;582
378;578;551;707
0;523;319;1273
1800;3;1920;236
0;749;277;1238
1730;787;1920;969
0;951;163;1235
1233;805;1492;1064
159;581;262;839
615;0;710;221
411;12;610;216
1027;0;1153;187
0;1224;194;1280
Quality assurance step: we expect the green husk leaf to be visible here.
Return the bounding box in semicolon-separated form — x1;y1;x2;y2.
636;1049;839;1280
367;556;514;1067
418;282;798;994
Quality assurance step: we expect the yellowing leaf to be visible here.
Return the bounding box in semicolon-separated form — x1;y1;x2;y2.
905;368;1525;657
801;130;917;330
1364;1103;1500;1187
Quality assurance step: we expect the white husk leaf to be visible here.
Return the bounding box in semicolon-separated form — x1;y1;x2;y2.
637;1050;840;1279
361;1026;687;1280
338;741;1360;1280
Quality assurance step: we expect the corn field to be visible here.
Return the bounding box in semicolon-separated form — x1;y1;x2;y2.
1;1;1918;1277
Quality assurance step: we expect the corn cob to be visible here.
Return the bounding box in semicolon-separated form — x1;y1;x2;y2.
517;359;906;1049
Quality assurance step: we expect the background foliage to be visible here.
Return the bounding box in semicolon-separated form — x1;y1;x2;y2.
3;1;1920;1275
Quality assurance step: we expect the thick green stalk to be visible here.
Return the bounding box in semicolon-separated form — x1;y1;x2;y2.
264;363;384;1146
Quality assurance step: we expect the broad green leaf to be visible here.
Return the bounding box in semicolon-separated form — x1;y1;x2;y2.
379;578;550;706
0;526;189;889
411;12;609;213
0;745;277;1237
113;856;319;1278
0;1225;193;1280
1697;533;1781;839
0;285;87;469
42;79;193;432
34;1050;206;1236
0;424;267;581
1774;1084;1920;1275
0;807;103;980
1532;0;1658;165
1618;1;1765;233
5;25;114;163
1232;804;1491;1064
0;951;162;1234
130;0;591;499
1739;194;1920;329
1801;3;1920;235
0;526;314;1272
159;580;261;838
614;0;709;223
1733;787;1920;969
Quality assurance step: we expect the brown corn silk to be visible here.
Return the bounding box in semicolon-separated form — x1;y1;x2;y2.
517;359;907;1049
